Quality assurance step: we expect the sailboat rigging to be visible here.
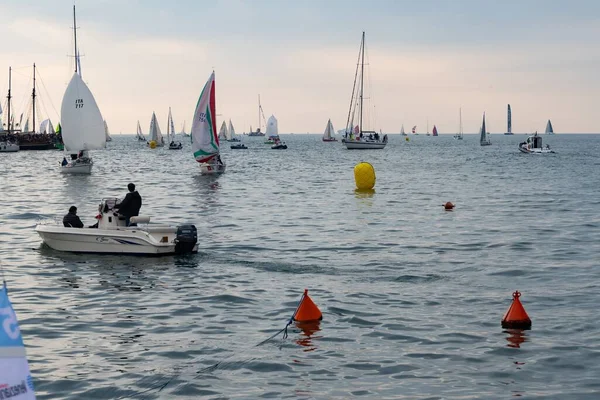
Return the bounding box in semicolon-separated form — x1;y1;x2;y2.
248;95;267;136
344;32;387;149
453;108;464;140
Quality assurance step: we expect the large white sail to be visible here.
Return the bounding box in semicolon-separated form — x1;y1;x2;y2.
168;107;175;142
266;115;279;138
136;120;145;140
148;112;164;145
323;119;335;140
39;118;54;134
218;120;228;141
0;284;37;399
191;71;219;163
60;72;105;152
228;120;236;140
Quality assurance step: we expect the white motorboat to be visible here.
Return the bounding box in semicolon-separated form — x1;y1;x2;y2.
60;155;93;174
192;72;226;175
35;198;198;255
0;141;19;152
519;133;555;154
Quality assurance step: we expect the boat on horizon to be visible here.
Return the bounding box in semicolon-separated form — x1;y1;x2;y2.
147;112;164;147
322;119;337;141
453;108;463;140
0;67;20;152
519;132;555;154
167;107;182;149
504;104;513;135
545;119;555;134
248;95;267;136
480;112;491;146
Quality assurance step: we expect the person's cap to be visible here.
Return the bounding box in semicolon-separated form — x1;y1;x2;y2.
69;206;77;213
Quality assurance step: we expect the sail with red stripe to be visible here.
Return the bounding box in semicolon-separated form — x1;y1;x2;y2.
191;72;219;163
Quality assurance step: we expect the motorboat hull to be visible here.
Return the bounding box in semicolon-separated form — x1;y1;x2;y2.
61;160;93;174
322;138;338;142
519;145;554;154
35;224;197;255
199;162;226;175
169;144;183;150
231;145;247;149
344;140;386;149
0;142;19;152
271;144;287;149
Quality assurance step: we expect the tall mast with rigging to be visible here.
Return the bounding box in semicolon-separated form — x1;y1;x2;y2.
73;5;78;74
6;67;11;134
359;31;365;135
32;63;37;133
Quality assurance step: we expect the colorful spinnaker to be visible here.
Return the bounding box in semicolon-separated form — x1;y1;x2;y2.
0;284;36;399
191;71;220;163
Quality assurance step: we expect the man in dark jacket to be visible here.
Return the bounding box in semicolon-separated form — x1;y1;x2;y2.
63;206;84;228
115;183;142;226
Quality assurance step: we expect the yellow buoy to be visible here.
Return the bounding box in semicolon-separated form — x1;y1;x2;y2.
405;137;409;142
354;162;376;190
149;140;157;149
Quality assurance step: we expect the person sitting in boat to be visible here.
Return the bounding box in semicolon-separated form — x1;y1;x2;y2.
170;141;175;146
114;183;142;227
216;154;224;166
63;206;84;228
374;132;379;141
383;134;388;143
70;154;78;161
61;157;68;166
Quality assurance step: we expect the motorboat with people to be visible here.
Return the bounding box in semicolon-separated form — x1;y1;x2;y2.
271;141;287;149
60;150;93;174
519;132;555;154
169;141;183;150
0;140;19;152
231;143;247;149
35;197;198;255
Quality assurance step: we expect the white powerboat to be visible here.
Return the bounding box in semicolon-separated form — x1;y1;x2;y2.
0;140;19;152
35;198;198;255
61;155;93;174
519;133;555;154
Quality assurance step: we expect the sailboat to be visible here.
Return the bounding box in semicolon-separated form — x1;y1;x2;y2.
432;125;438;136
147;112;164;147
412;126;418;135
136;120;145;141
180;121;190;137
227;120;240;142
265;115;279;144
453;108;464;140
248;95;267;136
60;5;105;174
192;71;225;175
344;32;387;149
322;119;337;142
0;281;37;399
400;125;407;136
479;112;491;146
218;120;228;141
545;119;554;134
504;104;513;135
104;120;112;142
167;107;182;149
0;67;20;152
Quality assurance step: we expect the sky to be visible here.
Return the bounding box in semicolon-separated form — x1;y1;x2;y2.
0;0;599;134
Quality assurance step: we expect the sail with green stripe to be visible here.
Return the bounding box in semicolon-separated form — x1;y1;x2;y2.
191;71;219;163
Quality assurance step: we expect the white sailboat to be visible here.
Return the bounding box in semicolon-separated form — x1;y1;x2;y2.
504;104;513;135
479;112;491;146
227;120;240;142
400;124;407;136
167;107;182;149
248;95;267;136
0;282;37;399
344;32;387;149
453;108;464;140
136;120;145;141
180;121;190;137
218;120;228;141
0;67;20;152
266;115;279;141
147;112;164;147
104;120;112;142
545;120;554;134
60;6;105;174
322;119;337;142
192;71;225;175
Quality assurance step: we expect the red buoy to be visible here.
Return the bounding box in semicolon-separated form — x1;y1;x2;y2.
293;289;323;322
501;291;532;329
444;202;455;210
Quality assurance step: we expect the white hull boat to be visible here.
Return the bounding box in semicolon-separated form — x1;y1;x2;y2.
199;162;226;175
519;133;555;154
35;198;198;255
0;141;19;152
345;139;387;149
61;158;93;174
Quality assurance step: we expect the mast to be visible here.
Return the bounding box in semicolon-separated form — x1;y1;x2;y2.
32;63;36;133
359;31;365;135
73;5;78;74
6;67;11;134
459;108;462;135
507;104;512;134
258;94;261;131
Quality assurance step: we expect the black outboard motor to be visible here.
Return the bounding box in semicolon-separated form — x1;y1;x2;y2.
175;225;198;254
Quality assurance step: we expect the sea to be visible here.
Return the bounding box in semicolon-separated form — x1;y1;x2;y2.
1;133;599;399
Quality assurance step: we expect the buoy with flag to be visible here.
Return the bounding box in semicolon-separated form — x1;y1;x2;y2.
0;282;36;399
354;162;376;191
501;290;532;330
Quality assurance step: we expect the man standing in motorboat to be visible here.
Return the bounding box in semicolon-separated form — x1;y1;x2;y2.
114;183;142;226
63;206;84;228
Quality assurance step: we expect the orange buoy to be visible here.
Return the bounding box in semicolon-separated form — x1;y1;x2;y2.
501;291;532;329
444;202;455;210
293;289;322;322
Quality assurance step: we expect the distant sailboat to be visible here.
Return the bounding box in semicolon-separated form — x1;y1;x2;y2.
504;104;513;135
453;108;463;140
545;119;554;134
412;125;418;135
400;125;407;136
432;125;438;136
136;120;145;141
218;120;228;141
266;115;279;141
248;95;267;136
147;112;164;146
480;112;491;146
167;107;182;149
180;121;190;137
322;119;337;142
192;71;225;175
227;120;240;142
104;120;112;142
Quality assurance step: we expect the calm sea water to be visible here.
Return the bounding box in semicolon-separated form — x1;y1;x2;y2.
1;133;599;399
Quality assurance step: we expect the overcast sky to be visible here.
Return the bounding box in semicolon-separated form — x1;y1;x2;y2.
1;0;598;134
